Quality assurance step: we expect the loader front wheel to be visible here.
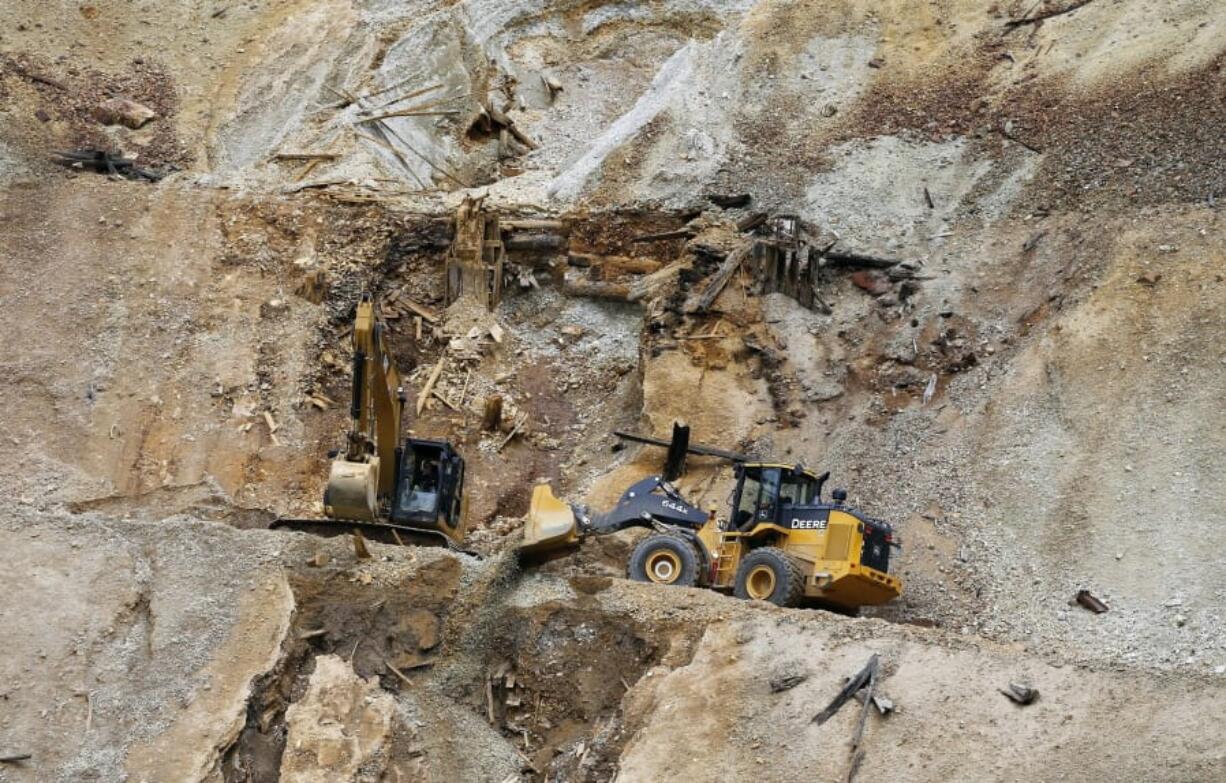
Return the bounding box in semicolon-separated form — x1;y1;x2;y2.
628;534;699;587
734;548;803;608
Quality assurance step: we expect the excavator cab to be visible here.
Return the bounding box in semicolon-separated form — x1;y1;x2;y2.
390;439;466;534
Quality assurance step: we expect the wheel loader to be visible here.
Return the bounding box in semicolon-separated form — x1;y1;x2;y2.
272;294;469;547
521;463;901;610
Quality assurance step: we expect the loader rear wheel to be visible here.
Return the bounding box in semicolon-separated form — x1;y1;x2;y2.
734;548;803;608
628;534;699;587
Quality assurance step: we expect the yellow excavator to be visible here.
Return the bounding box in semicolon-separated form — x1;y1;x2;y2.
272;294;469;547
521;462;901;611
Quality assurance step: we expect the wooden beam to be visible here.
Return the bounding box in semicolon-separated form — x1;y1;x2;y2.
685;245;748;313
416;356;445;415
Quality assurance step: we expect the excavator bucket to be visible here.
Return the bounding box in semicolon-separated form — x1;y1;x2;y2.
520;483;580;553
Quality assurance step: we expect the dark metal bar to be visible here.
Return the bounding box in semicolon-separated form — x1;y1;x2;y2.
612;429;750;463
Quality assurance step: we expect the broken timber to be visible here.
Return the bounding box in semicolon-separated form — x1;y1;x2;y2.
503;234;566;252
1005;0;1096;28
562;275;632;302
1074;589;1109;614
416;355;446;415
813;654;879;725
568;253;662;275
445;196;505;310
503;219;568;233
686;245;749;313
631;228;694;243
821;250;901;269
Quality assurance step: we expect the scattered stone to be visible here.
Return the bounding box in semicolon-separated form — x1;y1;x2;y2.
280;656;396;782
93;97;156;129
769;670;808;693
1000;682;1038;706
850;270;891;296
1136;272;1162;286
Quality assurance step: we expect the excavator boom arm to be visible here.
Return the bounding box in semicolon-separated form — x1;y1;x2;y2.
345;294;404;498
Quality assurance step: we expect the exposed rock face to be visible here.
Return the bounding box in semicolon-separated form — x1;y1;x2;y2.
279;656;396;783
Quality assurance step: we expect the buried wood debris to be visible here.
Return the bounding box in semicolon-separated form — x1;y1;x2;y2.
53;149;164;181
446;196;505;310
1074;589;1109;614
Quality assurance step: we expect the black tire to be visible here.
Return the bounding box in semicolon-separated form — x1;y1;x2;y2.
628;533;700;587
733;547;804;607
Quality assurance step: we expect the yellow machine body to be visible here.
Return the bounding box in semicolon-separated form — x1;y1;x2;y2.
272;294;469;548
323;458;380;522
521;483;580;553
696;509;902;608
520;461;901;611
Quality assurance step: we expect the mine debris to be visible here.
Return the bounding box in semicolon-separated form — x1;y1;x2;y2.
813;654;880;726
631;227;695;243
850;270;891;296
1023;230;1048;253
0;754;32;764
708;193;752;208
273;151;341;161
93;97;156;129
353;530;372;559
1005;0;1097;29
498;413;528;451
7;60;67;90
685;245;749;313
822;249;903;270
662;422;691;482
541;73;563;101
53;149;163;181
294;269;327;304
858;692;895;715
769;672;808;693
1074;589;1109;614
446;196;505;310
417;355;446;415
1000;682;1039;705
737;211;769;232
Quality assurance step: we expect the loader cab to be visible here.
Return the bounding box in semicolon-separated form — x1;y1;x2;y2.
391;439;465;533
730;463;828;531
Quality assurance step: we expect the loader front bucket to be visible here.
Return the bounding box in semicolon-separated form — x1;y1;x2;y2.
519;483;580;553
